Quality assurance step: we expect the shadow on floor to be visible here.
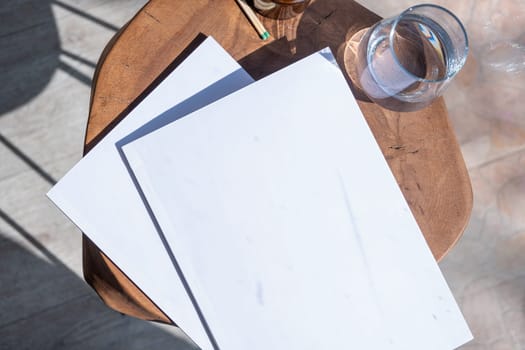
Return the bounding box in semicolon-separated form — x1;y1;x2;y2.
0;0;109;117
0;208;198;349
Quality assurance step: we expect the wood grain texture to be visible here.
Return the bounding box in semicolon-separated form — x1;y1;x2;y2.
83;0;473;324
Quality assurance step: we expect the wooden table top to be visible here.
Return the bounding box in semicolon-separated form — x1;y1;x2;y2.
82;0;473;325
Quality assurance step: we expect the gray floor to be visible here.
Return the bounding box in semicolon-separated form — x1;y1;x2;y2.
0;0;197;349
1;0;524;349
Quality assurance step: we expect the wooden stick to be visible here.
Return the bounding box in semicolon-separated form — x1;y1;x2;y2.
235;0;270;40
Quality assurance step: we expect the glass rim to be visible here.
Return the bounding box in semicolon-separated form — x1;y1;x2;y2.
388;3;469;84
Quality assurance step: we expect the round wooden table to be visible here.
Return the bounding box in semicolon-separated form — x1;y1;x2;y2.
83;0;472;325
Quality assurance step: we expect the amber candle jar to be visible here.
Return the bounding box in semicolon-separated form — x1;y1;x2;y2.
252;0;311;20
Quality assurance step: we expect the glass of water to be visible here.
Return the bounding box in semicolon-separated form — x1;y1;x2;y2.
354;4;468;111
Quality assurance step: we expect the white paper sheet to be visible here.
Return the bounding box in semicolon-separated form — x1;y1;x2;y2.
123;50;472;350
47;37;254;350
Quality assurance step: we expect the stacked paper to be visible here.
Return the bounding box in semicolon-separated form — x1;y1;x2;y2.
48;36;472;350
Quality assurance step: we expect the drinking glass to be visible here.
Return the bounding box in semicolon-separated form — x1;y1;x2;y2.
253;0;311;20
354;4;468;111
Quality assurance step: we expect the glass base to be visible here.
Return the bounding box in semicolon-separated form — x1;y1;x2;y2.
343;28;371;102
